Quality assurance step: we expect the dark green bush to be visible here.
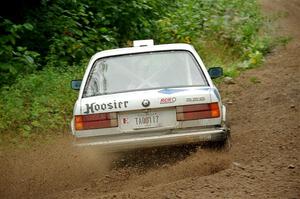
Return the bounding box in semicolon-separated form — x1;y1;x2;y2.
24;0;173;68
0;19;40;86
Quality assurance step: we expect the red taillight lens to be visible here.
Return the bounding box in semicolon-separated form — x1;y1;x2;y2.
75;113;118;130
75;115;84;130
176;103;220;121
209;103;220;118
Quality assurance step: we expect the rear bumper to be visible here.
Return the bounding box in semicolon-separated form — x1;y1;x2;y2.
73;127;229;150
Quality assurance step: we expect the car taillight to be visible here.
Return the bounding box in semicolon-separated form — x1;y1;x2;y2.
176;102;220;121
75;112;118;130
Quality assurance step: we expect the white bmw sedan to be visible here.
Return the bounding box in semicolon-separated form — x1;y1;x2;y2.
71;40;230;150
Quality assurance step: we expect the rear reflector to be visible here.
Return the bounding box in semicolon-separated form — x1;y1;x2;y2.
75;113;118;130
176;102;220;121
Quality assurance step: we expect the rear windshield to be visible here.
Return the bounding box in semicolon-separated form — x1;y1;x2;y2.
83;50;207;97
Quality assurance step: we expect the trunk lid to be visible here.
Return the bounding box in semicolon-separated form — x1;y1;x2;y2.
79;87;213;132
80;86;212;115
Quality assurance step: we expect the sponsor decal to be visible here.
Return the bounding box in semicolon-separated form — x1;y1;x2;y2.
142;99;150;107
158;88;187;95
160;97;176;104
186;97;205;102
84;101;129;114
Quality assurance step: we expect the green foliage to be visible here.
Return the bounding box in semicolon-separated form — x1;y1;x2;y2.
34;0;119;68
0;66;84;136
23;0;173;68
155;0;272;74
0;19;40;86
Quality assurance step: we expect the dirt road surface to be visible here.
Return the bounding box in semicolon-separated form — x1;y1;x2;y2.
0;0;299;198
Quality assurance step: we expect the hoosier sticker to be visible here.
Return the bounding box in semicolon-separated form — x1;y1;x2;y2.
84;101;129;114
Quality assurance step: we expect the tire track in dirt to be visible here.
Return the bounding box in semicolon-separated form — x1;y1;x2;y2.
0;139;115;199
0;139;231;199
50;147;231;199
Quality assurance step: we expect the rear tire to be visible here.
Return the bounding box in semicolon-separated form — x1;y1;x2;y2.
210;125;231;151
217;133;231;151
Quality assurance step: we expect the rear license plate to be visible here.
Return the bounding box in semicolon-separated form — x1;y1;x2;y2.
134;112;160;129
119;109;177;131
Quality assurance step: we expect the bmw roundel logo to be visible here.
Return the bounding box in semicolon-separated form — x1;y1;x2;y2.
142;99;150;107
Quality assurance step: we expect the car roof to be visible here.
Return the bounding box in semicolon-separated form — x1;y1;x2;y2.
91;43;196;60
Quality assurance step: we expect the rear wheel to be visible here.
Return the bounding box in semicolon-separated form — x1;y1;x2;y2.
219;123;231;150
208;125;231;151
216;132;231;151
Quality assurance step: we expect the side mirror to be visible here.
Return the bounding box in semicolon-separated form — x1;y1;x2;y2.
208;67;223;79
71;80;82;90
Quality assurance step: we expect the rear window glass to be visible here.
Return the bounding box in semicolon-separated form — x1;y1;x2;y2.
83;50;207;97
